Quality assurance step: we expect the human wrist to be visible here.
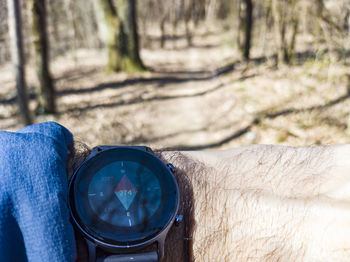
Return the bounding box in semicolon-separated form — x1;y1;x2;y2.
155;151;196;262
158;145;350;261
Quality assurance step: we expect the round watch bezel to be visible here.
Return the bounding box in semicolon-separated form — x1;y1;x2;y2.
68;146;180;251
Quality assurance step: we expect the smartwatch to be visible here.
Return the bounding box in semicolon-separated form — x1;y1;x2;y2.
68;146;182;262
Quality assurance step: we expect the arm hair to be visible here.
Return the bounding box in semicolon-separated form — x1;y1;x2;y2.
68;143;346;261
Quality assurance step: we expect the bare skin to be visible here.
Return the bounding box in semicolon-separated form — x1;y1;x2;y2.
72;144;350;261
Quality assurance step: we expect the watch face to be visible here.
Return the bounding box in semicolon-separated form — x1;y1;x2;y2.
88;161;161;227
69;147;179;247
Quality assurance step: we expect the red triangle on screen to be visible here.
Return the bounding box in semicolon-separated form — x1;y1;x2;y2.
115;175;136;192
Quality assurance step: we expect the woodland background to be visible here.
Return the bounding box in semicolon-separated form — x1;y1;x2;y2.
0;0;349;149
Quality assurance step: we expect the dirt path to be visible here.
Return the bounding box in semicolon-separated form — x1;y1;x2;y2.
0;32;349;149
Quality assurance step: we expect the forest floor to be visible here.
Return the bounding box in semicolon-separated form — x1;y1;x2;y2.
0;29;350;150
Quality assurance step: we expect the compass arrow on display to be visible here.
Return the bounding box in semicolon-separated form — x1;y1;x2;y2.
114;175;137;210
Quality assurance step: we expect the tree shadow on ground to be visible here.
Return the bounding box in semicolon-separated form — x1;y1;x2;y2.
49;48;350;96
60;73;257;114
144;30;223;49
251;48;350;66
130;127;206;145
0;62;237;106
160;42;221;51
1;48;347;106
59;62;237;96
161;87;350;151
54;68;100;82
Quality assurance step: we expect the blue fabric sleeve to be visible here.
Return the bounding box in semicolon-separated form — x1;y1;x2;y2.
0;121;76;262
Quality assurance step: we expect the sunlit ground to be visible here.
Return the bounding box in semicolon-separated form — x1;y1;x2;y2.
0;26;349;149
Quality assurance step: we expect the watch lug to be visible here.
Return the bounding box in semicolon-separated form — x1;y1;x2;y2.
144;146;154;153
91;145;113;153
157;234;167;261
88;146;105;159
86;239;96;262
132;146;154;153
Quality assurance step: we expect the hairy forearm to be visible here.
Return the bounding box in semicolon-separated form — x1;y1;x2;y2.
159;145;350;261
69;144;350;261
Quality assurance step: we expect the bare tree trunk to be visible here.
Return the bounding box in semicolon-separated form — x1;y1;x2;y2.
118;0;145;71
96;0;144;72
236;0;242;50
157;0;167;48
47;0;60;45
315;0;339;61
170;0;180;49
272;0;288;65
184;0;193;46
346;8;350;36
243;0;253;60
65;0;78;53
28;0;56;114
92;0;109;45
96;0;121;72
7;0;32;124
237;0;253;60
262;0;272;56
160;16;166;48
184;18;192;46
197;0;206;24
287;16;299;61
205;0;217;23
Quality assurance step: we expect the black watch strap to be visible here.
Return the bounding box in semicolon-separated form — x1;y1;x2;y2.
100;252;158;262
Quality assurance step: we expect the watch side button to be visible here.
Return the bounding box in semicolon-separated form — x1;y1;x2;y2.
175;214;183;226
167;163;175;173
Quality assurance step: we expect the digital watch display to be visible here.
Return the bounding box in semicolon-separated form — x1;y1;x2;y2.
68;146;181;261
